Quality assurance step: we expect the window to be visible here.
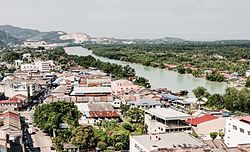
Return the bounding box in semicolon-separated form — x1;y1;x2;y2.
233;125;237;130
240;128;244;133
248;131;250;136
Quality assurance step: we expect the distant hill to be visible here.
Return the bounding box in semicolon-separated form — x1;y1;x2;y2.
0;30;20;46
0;25;69;43
28;31;70;43
0;24;250;46
0;25;41;40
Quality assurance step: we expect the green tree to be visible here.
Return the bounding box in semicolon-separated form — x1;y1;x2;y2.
210;132;218;140
125;108;144;124
186;68;192;74
193;86;210;99
33;101;80;136
71;125;97;150
219;132;225;140
122;122;135;132
177;65;186;74
207;94;224;109
120;104;130;115
192;70;202;77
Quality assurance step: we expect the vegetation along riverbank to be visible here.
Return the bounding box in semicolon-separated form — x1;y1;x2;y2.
83;42;250;84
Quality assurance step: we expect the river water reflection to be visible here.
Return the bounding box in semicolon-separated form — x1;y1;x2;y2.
65;46;228;97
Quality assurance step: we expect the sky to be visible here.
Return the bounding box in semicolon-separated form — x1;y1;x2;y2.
0;0;250;40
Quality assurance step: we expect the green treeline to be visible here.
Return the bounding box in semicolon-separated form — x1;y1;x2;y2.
45;47;150;87
84;43;250;82
193;86;250;114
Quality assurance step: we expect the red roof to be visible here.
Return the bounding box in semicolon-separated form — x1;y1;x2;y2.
185;114;219;126
240;116;250;124
0;111;20;120
0;97;23;104
89;111;120;118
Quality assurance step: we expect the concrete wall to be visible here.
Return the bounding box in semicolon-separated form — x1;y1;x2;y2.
194;117;226;140
225;118;250;147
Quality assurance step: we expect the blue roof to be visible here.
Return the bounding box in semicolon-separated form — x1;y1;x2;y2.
161;93;178;101
52;78;64;85
132;99;162;106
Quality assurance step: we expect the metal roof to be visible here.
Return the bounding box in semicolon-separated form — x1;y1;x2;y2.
71;87;112;95
145;108;191;120
131;98;162;106
161;93;179;100
132;132;205;150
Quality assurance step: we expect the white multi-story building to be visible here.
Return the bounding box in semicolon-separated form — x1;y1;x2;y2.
225;117;250;147
35;60;54;72
20;64;37;72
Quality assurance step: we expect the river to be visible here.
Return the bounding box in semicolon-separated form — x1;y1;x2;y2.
65;46;228;97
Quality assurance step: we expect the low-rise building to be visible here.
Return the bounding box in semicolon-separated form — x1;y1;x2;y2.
70;86;112;96
185;114;226;140
111;79;140;95
14;60;23;68
225;116;250;147
0;95;27;110
20;64;37;72
76;103;120;125
128;98;163;109
0;110;22;152
130;132;208;152
145;108;192;134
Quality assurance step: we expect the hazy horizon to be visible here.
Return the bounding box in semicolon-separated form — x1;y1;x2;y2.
0;0;250;40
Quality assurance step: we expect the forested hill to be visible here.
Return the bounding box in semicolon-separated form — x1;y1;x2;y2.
0;30;20;47
0;24;250;46
0;25;40;40
0;25;68;43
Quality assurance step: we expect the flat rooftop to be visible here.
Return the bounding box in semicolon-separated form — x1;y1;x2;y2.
145;108;191;120
132;132;205;150
71;87;112;95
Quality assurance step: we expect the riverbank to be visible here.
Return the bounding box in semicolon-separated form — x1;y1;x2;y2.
64;46;228;97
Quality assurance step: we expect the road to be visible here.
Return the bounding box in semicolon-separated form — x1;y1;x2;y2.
31;125;54;152
20;110;55;152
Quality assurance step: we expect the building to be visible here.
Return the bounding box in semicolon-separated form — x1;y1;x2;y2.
128;98;163;109
111;79;140;95
35;60;54;72
130;132;208;152
112;98;122;108
70;86;112;96
161;93;179;102
0;110;22;152
0;95;27;110
20;64;37;72
76;103;120;125
14;60;23;68
225;116;250;147
22;53;32;59
145;108;192;134
86;77;111;87
185;114;226;140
